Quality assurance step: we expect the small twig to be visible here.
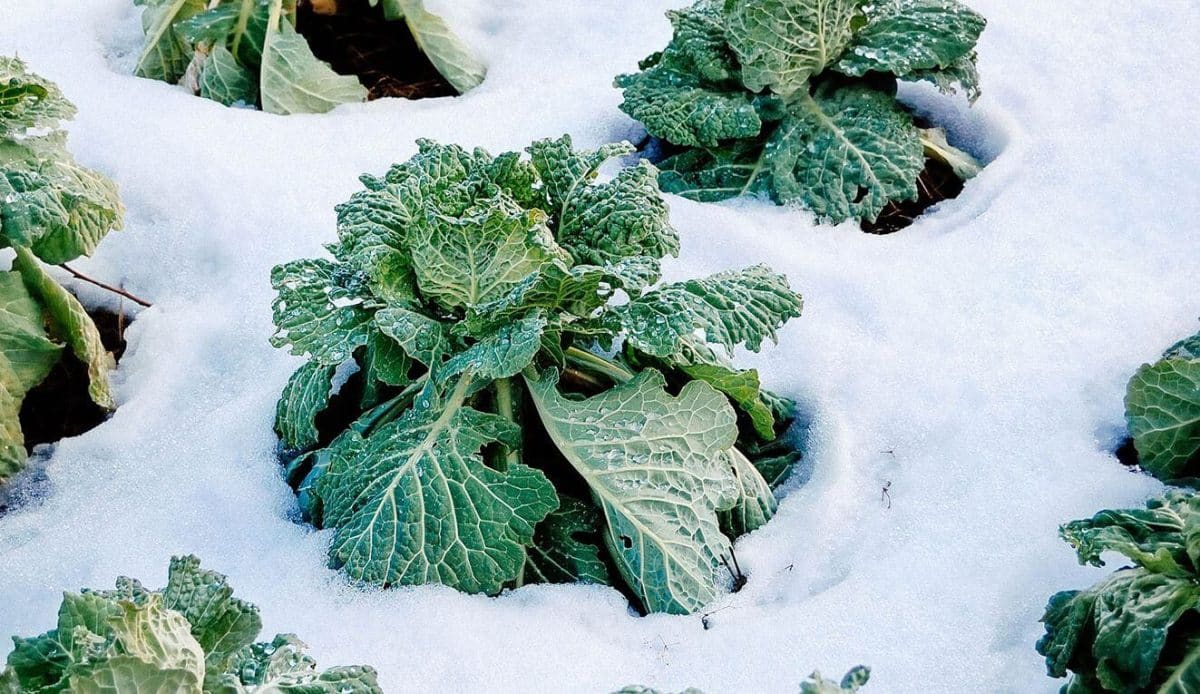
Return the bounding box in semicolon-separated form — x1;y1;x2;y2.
59;264;151;307
881;481;892;509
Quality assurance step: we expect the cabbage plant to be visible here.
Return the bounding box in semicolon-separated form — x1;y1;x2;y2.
1038;491;1200;692
270;135;804;614
1125;329;1200;483
0;555;381;693
0;58;123;482
615;0;986;224
134;0;485;114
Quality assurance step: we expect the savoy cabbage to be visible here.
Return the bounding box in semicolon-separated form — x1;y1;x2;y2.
615;0;986;224
0;555;381;693
0;58;123;483
134;0;484;114
1038;491;1200;693
1125;329;1200;483
270;135;804;615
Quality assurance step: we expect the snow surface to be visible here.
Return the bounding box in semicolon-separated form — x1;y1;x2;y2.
1;0;1199;692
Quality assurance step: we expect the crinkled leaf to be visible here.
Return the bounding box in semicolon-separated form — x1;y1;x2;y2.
526;135;634;214
1060;490;1200;577
525;495;611;586
5;591;123;690
317;381;558;593
800;667;871;693
135;0;207;83
14;248;114;409
907;51;981;103
0;135;124;264
657;138;773;203
259;6;366;115
269;259;373;365
524;368;739;614
217;634;382;693
769;84;922;223
275;361;337;452
1038;570;1200;691
617;265;803;358
374;307;450;368
724;0;861;97
442;312;546;381
834;0;985;78
395;0;486;94
616;65;762;148
161;556;262;672
556;162;678;266
658;2;739;83
408;197;567;311
0;57;76;138
1166;332;1200;360
105;595;206;681
1126;352;1200;482
200;45;258;107
70;655;201;694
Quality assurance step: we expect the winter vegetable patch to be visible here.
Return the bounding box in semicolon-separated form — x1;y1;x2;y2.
1037;490;1200;692
270;135;804;615
0;58;123;483
0;555;381;693
133;0;485;114
615;0;986;226
1124;329;1200;483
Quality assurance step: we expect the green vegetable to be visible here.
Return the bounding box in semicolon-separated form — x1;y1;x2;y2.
135;0;484;113
271;135;804;614
1038;490;1200;692
0;555;382;693
613;667;870;694
0;58;123;483
616;0;986;224
1125;329;1200;483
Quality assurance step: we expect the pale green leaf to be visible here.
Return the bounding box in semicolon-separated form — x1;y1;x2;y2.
135;0;207;83
397;0;487;94
0;270;63;395
724;0;861;97
161;555;262;671
1126;354;1200;482
408;196;568;311
317;379;558;593
275;361;336;452
524;368;740;614
769;84;923;223
834;0;985;78
1060;490;1200;577
105;595;206;681
800;667;871;693
199;45;258;107
0;57;76;138
0;135;124;264
0;354;28;481
556;162;678;267
69;655;201;694
14;247;114;410
259;4;366;115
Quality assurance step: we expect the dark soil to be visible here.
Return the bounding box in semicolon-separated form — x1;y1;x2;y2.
861;155;964;234
296;0;458;101
1115;437;1140;467
19;308;128;451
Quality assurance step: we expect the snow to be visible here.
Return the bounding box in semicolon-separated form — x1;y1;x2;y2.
1;0;1199;692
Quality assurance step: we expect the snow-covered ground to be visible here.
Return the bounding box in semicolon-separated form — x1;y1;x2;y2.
2;1;1198;691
